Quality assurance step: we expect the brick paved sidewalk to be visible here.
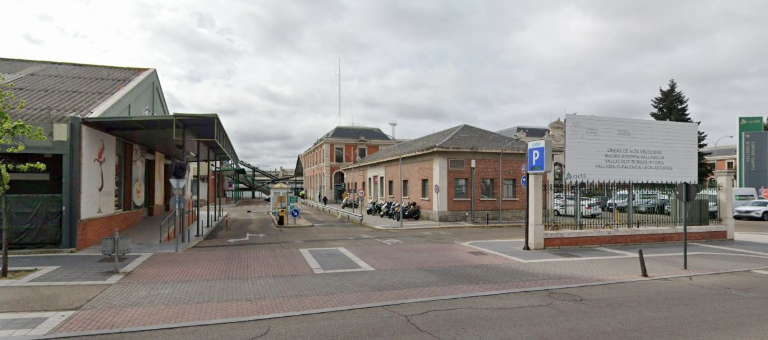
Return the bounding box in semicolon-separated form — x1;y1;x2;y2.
46;239;768;336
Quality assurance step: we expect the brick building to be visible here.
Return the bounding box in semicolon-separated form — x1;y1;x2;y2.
300;126;396;203
342;124;527;222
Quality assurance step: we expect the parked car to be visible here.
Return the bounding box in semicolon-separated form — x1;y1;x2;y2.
634;198;669;214
606;190;662;212
733;200;768;221
554;199;602;218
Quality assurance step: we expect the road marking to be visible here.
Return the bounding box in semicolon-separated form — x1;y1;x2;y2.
227;233;266;243
299;247;375;274
597;247;636;257
752;270;768;275
360;234;373;238
692;243;768;256
376;239;403;245
0;311;74;337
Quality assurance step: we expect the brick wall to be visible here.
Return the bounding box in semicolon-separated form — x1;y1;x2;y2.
544;231;727;248
150;204;165;216
76;210;143;250
446;158;526;212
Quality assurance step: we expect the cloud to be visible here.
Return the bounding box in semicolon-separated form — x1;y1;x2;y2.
5;0;767;169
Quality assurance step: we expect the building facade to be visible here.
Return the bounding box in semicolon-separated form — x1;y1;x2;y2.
342;125;527;222
300;126;396;203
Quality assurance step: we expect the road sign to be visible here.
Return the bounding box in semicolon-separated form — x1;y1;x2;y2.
290;208;300;218
289;196;298;203
169;196;185;210
358;189;365;197
521;164;527;173
527;140;552;174
676;183;697;202
434;184;440;194
521;175;528;188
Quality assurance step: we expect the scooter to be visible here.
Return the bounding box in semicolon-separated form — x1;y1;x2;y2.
341;197;359;209
403;202;421;220
366;200;375;215
380;202;393;218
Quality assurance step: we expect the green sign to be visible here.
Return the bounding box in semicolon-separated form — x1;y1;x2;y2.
289;196;298;203
739;117;764;186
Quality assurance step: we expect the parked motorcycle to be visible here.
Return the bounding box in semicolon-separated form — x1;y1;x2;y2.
402;202;421;220
366;200;375;215
380;202;393;218
341;197;359;209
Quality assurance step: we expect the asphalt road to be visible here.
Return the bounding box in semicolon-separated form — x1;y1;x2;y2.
191;201;525;250
78;270;768;340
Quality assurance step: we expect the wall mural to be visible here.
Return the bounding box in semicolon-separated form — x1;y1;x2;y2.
81;126;116;219
132;146;146;208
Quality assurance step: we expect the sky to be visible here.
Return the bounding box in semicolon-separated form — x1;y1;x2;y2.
4;0;766;169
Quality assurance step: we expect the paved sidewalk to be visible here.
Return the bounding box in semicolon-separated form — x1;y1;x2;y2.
44;235;768;337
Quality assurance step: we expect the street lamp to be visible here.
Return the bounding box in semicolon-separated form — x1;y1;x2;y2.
499;138;524;222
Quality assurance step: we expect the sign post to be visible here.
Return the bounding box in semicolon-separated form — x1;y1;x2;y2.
434;184;440;227
676;182;697;270
524;140;551;251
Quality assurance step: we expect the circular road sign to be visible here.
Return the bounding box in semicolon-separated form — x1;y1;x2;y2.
290;209;300;218
358;189;365;197
521;175;528;188
434;184;440;194
522;164;527;173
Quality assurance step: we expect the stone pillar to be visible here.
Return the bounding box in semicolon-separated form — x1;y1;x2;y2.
715;170;736;240
528;174;545;249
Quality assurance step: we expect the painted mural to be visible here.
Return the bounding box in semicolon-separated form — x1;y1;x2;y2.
81;126;116;219
154;152;165;207
132;146;146;208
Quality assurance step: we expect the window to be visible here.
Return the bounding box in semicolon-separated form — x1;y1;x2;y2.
358;147;367;160
403;180;409;197
335;147;344;163
504;179;516;198
481;179;494;198
454;178;468;199
727;161;734;170
421;179;429;198
388;180;394;196
380;179;384;198
368;178;372;195
449;159;465;170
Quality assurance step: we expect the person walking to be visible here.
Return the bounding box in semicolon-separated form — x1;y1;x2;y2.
322;196;328;206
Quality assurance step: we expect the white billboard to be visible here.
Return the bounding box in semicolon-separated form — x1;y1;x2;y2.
564;114;698;183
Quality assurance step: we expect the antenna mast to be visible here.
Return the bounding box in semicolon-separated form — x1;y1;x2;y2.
338;58;341;126
389;121;397;139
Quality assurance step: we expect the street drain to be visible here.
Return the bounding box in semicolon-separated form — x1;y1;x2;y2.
551;252;580;258
469;251;489;256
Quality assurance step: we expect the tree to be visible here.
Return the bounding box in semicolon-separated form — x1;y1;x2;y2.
650;79;712;183
1;77;46;278
764;117;768;131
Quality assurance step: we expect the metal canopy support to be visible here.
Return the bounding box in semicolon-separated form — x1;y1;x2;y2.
196;140;201;237
181;126;188;243
214;158;218;221
207;148;211;228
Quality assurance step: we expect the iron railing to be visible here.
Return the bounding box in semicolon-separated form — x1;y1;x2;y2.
301;199;364;222
543;181;721;231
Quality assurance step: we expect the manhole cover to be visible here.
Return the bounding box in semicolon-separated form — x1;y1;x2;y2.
469;251;489;256
98;257;129;263
551;252;580;258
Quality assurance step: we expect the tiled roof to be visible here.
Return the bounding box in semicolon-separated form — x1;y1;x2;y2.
0;58;147;123
497;126;549;138
323;126;393;141
349;124;525;167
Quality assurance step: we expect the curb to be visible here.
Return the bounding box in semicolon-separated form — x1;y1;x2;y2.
26;265;768;340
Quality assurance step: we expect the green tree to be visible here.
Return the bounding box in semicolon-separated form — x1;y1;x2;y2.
650;79;712;183
1;77;46;278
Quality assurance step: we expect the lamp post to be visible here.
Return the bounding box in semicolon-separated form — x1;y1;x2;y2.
499;138;523;222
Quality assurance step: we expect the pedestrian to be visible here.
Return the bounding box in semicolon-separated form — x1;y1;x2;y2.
322;196;328;206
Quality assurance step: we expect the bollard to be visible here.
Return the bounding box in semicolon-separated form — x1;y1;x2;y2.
486;213;489;225
114;229;120;273
639;249;648;277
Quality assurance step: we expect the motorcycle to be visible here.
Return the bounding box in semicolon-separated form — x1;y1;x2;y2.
341;197;359;209
380;202;393;218
402;202;421;220
366;200;376;215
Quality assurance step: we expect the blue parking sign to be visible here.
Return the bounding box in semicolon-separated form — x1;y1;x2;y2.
527;140;551;174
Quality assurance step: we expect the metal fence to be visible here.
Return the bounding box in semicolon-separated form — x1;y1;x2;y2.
301;199;364;222
543;181;721;231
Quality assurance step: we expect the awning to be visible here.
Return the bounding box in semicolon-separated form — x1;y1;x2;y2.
82;113;239;163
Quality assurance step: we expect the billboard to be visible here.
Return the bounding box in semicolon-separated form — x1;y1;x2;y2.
564;114;698;183
742;131;768;193
739;117;764;187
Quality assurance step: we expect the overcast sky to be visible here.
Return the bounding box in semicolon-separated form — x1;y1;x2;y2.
5;0;766;169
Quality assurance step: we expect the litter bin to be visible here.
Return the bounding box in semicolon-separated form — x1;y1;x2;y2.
278;209;285;225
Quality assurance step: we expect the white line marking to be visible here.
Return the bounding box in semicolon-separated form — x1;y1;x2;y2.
299;247;375;274
597;247;637;257
692;243;768;256
376;239;402;245
227;233;265;243
752;269;768;275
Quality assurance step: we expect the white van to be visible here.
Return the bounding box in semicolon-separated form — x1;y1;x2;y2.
733;188;758;208
606;190;662;212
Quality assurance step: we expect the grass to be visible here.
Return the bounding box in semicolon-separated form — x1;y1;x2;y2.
0;269;37;280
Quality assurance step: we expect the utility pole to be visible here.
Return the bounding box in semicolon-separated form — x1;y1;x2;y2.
389;121;397;140
338;58;341;126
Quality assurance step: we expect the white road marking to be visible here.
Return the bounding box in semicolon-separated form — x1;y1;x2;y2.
376;239;403;245
752;269;768;275
227;233;266;243
360;234;373;238
597;247;636;257
299;247;375;274
692;243;768;256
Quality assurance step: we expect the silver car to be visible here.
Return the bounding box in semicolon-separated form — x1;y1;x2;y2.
733;200;768;221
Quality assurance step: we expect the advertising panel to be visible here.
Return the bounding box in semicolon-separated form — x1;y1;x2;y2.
81;126;116;219
742;131;768;194
739;117;764;186
564;114;698;182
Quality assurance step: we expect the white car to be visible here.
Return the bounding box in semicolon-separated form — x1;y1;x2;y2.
733;200;768;221
554;199;602;218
